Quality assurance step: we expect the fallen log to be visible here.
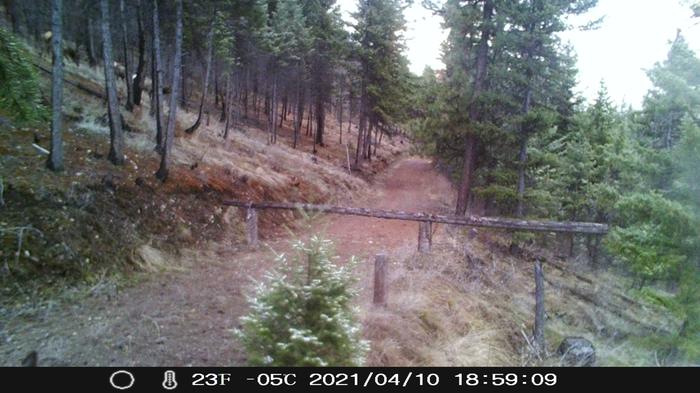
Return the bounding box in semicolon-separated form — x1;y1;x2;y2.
33;62;106;99
222;200;609;235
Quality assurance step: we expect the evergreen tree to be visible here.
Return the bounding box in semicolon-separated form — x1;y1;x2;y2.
352;0;409;164
641;32;700;150
236;237;368;366
0;28;46;125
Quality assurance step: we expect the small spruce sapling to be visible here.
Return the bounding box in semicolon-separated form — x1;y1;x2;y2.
236;236;368;366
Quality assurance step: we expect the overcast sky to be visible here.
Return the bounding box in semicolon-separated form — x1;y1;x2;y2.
337;0;700;108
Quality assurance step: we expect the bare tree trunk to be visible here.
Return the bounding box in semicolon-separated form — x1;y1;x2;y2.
100;0;125;165
119;0;133;111
185;26;214;135
293;68;304;149
315;91;324;146
365;121;373;161
269;71;278;144
455;135;477;215
180;61;187;109
279;94;287;127
455;0;494;216
354;91;366;166
150;42;156;115
87;16;97;67
47;0;64;172
2;0;19;34
223;75;233;139
155;0;182;181
347;88;353;134
338;83;343;145
516;136;528;217
132;0;146;105
152;0;165;153
516;71;533;217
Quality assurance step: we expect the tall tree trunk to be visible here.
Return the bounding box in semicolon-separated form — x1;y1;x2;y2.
223;75;232;139
280;94;287;126
365;121;373;161
516;83;533;217
347;88;353;134
306;103;313;137
180;61;187;109
354;90;366;166
155;0;182;181
152;0;165;153
185;26;214;134
2;0;19;34
219;72;227;122
119;0;133;111
315;91;324;146
82;15;97;67
100;0;124;165
271;73;278;144
86;16;97;67
455;0;494;215
243;68;249;119
516;136;528;217
47;0;64;171
150;41;156;115
294;68;304;149
132;0;146;105
338;83;343;144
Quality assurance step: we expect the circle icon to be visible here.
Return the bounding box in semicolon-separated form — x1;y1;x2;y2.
109;370;135;390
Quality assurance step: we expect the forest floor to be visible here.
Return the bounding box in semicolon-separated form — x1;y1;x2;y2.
0;156;452;366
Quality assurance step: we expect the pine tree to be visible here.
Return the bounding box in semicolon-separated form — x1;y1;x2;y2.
352;0;409;164
236;237;368;366
642;32;700;149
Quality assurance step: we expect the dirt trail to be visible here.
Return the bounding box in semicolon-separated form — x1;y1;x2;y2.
316;157;454;260
1;157;454;366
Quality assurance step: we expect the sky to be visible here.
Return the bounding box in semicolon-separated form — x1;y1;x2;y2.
337;0;700;108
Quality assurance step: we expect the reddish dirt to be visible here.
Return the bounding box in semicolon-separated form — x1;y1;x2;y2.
0;157;454;366
316;157;455;260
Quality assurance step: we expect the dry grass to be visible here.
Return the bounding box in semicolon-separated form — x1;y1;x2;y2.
361;228;682;366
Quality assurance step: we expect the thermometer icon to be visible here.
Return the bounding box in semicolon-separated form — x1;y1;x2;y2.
162;370;178;390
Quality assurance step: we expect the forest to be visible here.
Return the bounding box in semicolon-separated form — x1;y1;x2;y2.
0;0;699;367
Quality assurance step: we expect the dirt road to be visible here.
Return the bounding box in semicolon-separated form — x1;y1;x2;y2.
1;157;454;366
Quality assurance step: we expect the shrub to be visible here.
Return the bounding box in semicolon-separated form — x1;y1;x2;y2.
236;236;368;366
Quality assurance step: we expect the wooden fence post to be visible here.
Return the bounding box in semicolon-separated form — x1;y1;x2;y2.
418;221;432;253
245;207;258;248
373;253;388;306
533;259;545;357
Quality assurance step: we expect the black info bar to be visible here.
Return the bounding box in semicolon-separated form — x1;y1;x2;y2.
0;367;693;392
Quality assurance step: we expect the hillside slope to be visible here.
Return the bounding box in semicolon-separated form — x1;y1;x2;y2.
0;51;407;297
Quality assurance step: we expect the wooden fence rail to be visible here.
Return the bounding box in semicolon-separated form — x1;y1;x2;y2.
223;200;609;235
